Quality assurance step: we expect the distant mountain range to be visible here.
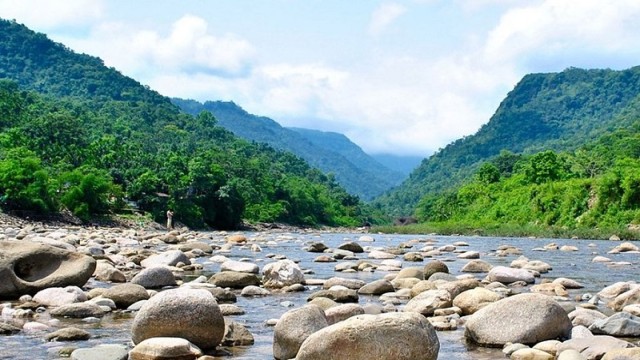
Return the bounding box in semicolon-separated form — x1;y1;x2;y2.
172;99;412;200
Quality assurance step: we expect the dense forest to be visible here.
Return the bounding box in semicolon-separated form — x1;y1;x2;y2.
0;19;366;229
172;99;404;200
374;67;640;217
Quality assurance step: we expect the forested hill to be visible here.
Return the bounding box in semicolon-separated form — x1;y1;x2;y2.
374;66;640;216
172;98;403;200
0;18;366;228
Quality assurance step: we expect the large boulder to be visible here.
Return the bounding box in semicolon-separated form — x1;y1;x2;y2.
131;288;225;350
589;312;640;337
273;305;328;360
131;267;177;289
208;271;260;289
262;259;304;289
140;250;189;268
423;260;449;279
358;279;395;295
0;240;96;298
404;289;452;316
33;286;87;306
296;312;439;360
464;293;572;346
102;283;150;308
452;287;501;315
556;336;634;360
129;337;202;360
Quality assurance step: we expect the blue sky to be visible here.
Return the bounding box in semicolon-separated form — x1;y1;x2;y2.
2;1;640;156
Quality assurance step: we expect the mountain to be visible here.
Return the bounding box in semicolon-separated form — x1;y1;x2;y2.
172;99;405;200
370;153;424;176
0;18;365;228
374;66;640;216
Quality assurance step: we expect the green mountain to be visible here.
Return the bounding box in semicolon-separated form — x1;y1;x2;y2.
370;153;424;176
0;18;365;228
172;99;404;200
374;66;640;216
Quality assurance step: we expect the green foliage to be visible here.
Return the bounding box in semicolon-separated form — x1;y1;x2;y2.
0;19;367;228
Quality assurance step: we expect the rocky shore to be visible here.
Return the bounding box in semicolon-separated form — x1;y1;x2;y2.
1;214;640;359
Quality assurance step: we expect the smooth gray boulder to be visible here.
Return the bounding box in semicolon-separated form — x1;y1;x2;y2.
102;283;149;308
589;312;640;337
140;250;189;268
262;259;304;289
296;312;439;360
486;266;535;284
50;302;105;318
129;337;202;360
131;288;225;350
358;279;395;295
404;289;452;316
131;267;177;289
33;286;87;306
222;319;255;346
557;336;634;360
220;260;259;274
0;240;96;298
208;271;260;289
273;304;328;360
70;344;128;360
464;293;572;346
423;260;449;279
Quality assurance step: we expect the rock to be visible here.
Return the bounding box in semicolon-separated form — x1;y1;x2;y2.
273;305;328;360
131;267;177;289
220;260;259;274
331;249;354;259
44;327;91;341
511;348;554;360
531;283;569;297
403;252;424;262
129;337;202;360
609;235;621;241
262;259;304;289
533;340;562;357
222;319;254;346
553;278;584;289
323;277;366;290
556;336;634;360
219;304;245;316
572;325;594;339
93;261;126;283
560;245;579;252
358;279;394;295
0;322;21;335
423;260;449;279
503;343;529;356
140;250;190;268
296;312;439;360
33;286;87;306
208;271;260;289
589;312;640;336
395;267;424;280
226;234;247;244
324;303;365;324
102;283;150;308
203;287;237;303
598;282;635;299
569;308;607;327
557;349;587;360
592;256;612;263
461;260;493;273
486;266;535;284
404;289;452;316
0;240;96;298
307;242;328;252
131;288;225;350
337;242;363;253
50;302;105;318
436;278;480;298
240;285;270;296
601;348;640;360
70;344;128;360
608;286;640;311
368;250;396;259
308;288;359;303
452;287;500;315
457;251;480;259
464;293;572;346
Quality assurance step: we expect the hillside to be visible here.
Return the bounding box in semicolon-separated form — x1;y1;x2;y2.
172;99;404;200
0;19;365;228
374;66;640;216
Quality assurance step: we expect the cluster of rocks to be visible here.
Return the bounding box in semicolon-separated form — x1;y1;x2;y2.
2;223;640;360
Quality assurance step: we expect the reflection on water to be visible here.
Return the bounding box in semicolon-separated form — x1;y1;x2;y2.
2;232;639;359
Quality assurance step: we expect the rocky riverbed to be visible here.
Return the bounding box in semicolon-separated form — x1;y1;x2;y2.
1;217;640;359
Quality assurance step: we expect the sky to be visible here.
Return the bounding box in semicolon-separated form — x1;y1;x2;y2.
1;1;640;157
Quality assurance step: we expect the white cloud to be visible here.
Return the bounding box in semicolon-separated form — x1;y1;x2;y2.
0;0;105;29
369;3;407;35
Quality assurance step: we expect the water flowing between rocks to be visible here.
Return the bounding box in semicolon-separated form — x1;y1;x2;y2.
2;231;639;359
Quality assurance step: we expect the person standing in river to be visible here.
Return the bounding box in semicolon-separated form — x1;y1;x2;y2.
166;209;174;230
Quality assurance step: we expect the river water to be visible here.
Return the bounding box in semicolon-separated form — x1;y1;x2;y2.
2;232;639;359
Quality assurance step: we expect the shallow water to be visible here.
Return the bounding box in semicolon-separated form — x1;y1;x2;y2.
2;232;640;359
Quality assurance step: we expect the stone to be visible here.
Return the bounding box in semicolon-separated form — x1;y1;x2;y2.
102;283;150;308
324;303;365;325
296;312;439;360
464;293;572;346
273;305;328;360
262;259;304;289
404;289;452;316
531;283;569;297
50;302;105;318
0;322;21;335
601;348;640;360
423;260;449;279
308;288;358;303
436;278;480;298
452;287;501;315
338;242;363;253
511;348;554;360
93;261;126;283
44;327;91;341
33;286;87;306
129;337;202;360
140;250;190;268
395;267;424;280
219;304;245;316
131;288;225;350
323;277;366;290
589;312;640;337
240;285;270;296
557;349;587;360
457;251;480;259
368;250;396;259
70;344;128;360
403;252;424;262
556;336;634;360
307;242;328;252
220;260;259;274
553;277;584;289
208;271;260;289
0;240;96;298
226;234;247;244
608;287;640;311
131;267;177;289
569;308;607;327
358;279;394;295
461;259;493;273
486;266;535;284
533;340;562;357
222;319;255;346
